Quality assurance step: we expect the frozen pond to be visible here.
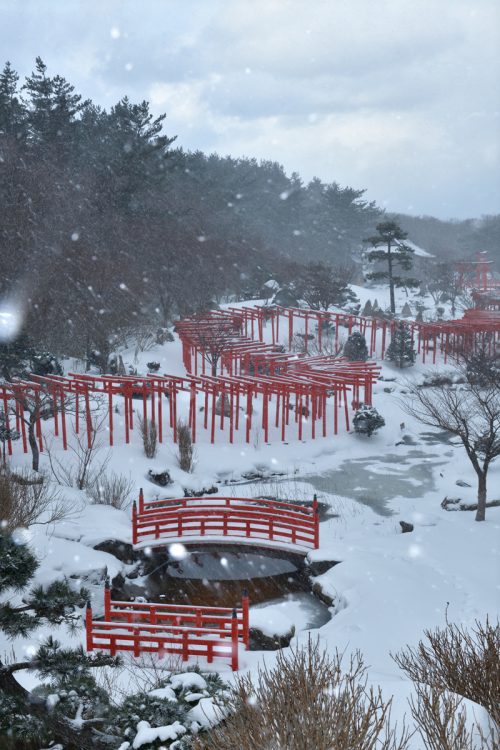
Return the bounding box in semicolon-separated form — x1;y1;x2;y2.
299;449;448;516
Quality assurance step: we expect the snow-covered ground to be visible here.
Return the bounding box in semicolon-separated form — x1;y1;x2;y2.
3;288;499;746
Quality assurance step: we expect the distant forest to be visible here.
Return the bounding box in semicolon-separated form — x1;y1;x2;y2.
1;58;499;364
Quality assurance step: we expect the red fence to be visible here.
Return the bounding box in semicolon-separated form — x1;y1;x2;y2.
86;585;248;670
132;490;319;551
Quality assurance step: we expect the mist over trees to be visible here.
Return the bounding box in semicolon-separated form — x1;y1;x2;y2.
1;58;498;370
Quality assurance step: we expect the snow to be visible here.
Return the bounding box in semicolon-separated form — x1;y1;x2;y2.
169;672;207;692
132;719;186;748
148;686;177;702
2;289;499;746
188;696;221;728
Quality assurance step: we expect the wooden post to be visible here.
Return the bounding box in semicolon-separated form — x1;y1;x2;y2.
104;579;111;620
139;487;144;513
86;601;93;651
60;387;67;451
242;589;250;648
313;494;320;549
108;384;113;447
132;501;138;545
231;608;239;670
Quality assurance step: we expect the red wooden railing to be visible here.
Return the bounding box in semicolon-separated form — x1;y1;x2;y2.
132;490;320;551
86;585;249;670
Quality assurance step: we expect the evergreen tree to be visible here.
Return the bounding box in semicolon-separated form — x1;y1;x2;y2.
0;331;34;380
364;222;420;314
0;532;229;749
0;531;118;749
300;262;357;311
385;321;416;368
343;331;368;361
0;62;26;139
353;404;385;437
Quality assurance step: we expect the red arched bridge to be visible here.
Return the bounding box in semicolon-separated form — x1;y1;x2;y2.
132;490;320;552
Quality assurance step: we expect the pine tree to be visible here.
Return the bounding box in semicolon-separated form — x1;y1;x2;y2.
353;404;385;437
343;331;368;361
364;222;420;314
0;531;118;749
361;299;373;316
0;332;34;381
385;322;416;368
0;61;26;139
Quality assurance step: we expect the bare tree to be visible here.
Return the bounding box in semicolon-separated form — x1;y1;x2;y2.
403;375;500;521
46;413;110;490
9;383;53;471
187;316;239;376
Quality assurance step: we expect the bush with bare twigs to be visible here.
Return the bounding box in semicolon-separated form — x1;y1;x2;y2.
393;617;500;732
196;637;409;750
86;471;135;510
138;415;157;458
177;420;194;473
46;415;110;491
408;682;495;750
0;467;70;531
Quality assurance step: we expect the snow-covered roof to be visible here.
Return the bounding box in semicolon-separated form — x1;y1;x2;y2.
403;240;434;258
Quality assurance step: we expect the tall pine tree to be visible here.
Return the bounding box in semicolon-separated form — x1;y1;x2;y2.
364;222;419;314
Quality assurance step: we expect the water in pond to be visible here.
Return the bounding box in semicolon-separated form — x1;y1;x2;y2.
117;545;334;642
141;544;316;608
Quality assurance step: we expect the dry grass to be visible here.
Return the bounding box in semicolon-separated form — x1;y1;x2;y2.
138;415;157;459
177;420;194;473
87;471;135;510
195;637;410;750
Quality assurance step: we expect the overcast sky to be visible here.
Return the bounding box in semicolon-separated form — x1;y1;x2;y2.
1;0;499;219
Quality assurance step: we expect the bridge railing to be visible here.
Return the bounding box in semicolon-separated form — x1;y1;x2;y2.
101;582;249;647
132;492;319;550
85;586;248;670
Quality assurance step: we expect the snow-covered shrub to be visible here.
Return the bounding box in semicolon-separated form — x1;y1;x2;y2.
385;322;416;368
31;351;63;376
353;404;385;437
343;331;368;361
147;361;161;373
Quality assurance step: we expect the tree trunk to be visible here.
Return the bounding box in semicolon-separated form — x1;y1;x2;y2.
475;471;487;522
387;242;395;314
27;416;39;472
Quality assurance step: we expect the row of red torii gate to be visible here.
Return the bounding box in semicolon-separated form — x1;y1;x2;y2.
1;302;499;456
